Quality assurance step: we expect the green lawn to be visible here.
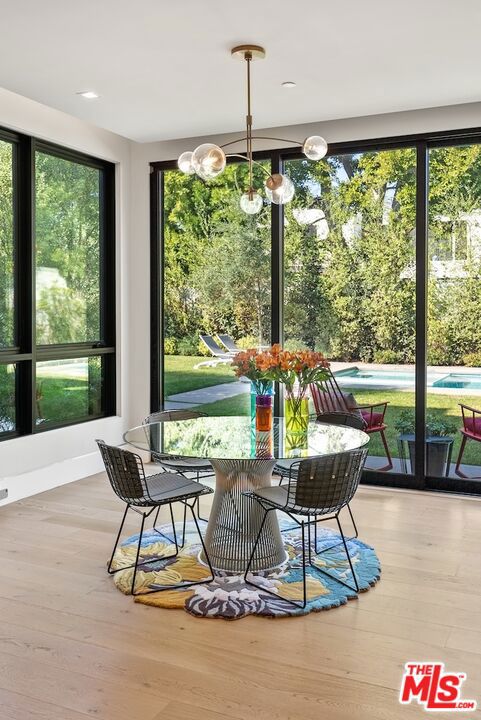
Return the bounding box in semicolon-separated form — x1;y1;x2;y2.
192;386;481;467
37;375;100;424
165;355;236;396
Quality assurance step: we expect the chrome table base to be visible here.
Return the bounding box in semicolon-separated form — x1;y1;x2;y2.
200;459;286;573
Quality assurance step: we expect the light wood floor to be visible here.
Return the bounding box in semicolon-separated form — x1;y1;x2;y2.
0;474;480;720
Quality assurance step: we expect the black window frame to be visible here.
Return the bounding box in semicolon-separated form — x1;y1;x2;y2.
150;125;481;496
0;127;116;440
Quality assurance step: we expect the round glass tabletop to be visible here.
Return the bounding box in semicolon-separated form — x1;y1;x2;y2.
123;416;369;461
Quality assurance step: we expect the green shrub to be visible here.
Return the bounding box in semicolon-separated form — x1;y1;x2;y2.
394;409;457;436
283;339;311;352
237;335;260;350
462;352;481;368
177;336;201;356
197;338;210;356
373;349;403;364
164;337;177;355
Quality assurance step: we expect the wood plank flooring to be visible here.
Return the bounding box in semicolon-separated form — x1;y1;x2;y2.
0;473;480;719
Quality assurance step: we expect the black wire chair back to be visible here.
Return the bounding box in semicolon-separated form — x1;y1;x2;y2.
97;440;148;504
288;448;368;515
144;409;207;424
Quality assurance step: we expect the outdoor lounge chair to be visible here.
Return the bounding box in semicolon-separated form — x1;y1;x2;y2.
310;369;393;471
195;335;236;369
217;334;241;353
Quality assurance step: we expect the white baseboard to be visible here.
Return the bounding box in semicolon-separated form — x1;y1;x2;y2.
0;452;104;506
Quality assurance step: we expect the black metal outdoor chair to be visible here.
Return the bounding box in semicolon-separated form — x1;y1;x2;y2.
97;440;214;596
245;447;368;609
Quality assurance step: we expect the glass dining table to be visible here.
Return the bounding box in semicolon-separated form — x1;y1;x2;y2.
123;416;369;573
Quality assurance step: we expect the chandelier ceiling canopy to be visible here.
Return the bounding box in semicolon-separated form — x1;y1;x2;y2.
177;45;328;214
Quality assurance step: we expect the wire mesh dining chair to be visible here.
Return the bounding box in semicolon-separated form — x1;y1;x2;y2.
273;412;366;541
144;409;214;525
244;448;368;609
97;440;214;596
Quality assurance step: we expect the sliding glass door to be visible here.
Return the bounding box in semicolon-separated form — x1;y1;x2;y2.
427;142;481;486
158;160;271;416
284;149;417;476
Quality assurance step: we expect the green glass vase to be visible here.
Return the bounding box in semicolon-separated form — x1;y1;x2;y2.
285;396;309;434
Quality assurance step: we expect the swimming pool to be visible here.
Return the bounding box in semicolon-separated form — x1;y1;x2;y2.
334;366;481;391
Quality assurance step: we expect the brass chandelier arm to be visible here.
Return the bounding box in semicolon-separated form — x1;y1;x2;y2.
220;135;304;150
225;153;272;177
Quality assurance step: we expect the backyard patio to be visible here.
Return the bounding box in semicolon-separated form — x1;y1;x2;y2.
164;355;481;475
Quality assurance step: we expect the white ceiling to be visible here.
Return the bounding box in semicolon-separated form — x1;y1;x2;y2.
1;0;481;143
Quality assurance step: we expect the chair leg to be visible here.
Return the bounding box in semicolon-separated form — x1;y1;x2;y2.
244;508;308;611
132;499;215;596
347;503;359;538
375;429;393;471
455;435;468;478
108;504;129;574
307;514;360;593
312;504;358;555
152;503;180;555
131;512;147;595
335;515;359;592
301;521;308;609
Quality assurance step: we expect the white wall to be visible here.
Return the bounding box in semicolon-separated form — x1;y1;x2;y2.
0;87;133;505
129;100;481;426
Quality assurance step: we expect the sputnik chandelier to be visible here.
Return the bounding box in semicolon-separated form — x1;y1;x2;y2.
177;45;328;215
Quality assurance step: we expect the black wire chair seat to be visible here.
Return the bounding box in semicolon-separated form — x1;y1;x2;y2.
244;448;368;610
143;472;213;504
97;439;215;597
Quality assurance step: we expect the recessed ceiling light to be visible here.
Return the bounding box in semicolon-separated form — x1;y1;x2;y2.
76;91;99;99
282;81;296;88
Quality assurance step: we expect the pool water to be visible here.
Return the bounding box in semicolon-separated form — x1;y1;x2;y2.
432;374;481;390
334;367;481;390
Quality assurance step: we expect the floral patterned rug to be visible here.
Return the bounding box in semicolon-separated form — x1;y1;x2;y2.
111;518;381;619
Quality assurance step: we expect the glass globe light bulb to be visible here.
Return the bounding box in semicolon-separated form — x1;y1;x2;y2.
240;191;263;215
303;135;328;161
265;173;295;205
177;151;195;175
192;143;226;180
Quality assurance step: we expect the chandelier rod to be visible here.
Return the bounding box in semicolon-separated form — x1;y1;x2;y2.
219;135;304;150
225;153;272;177
246;51;253;193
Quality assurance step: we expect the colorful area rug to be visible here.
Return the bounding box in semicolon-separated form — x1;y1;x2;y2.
111;519;381;619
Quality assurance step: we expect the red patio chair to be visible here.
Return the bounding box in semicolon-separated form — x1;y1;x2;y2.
455;403;481;477
310;371;393;471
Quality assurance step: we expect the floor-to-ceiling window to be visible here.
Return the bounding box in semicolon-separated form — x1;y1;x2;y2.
0;130;115;440
151;130;481;494
156;160;271;416
0;138;16;435
284;149;417;473
427;142;481;480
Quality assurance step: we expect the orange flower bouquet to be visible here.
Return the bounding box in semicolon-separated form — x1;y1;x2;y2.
232;345;330;433
266;344;330;432
231;348;275;396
